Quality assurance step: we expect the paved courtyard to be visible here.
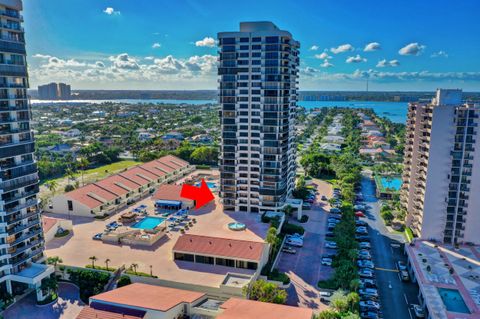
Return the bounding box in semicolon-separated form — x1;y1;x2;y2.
44;170;269;288
4;283;84;319
277;178;333;313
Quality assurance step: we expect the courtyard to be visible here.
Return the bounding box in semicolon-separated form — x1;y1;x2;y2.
44;170;270;289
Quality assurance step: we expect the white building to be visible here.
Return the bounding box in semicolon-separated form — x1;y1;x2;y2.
218;21;300;213
401;89;480;244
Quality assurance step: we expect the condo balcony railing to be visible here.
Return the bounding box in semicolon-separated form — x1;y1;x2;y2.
1;24;23;32
0;10;22;20
9;240;42;258
4;198;38;215
7;218;40;236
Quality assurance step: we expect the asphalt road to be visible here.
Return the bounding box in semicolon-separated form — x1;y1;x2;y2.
360;175;419;319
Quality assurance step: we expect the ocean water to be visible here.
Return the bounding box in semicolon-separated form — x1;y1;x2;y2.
31;98;408;123
298;101;408;124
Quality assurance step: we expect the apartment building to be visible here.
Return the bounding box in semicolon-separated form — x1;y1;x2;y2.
37;82;71;100
218;22;300;213
0;0;54;301
401;89;480;244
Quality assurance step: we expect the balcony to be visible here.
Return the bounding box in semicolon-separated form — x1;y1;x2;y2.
7;218;40;236
4;199;38;215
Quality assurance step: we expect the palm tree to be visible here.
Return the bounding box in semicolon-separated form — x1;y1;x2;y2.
265;227;279;262
45;180;58;196
149;265;153;276
130;263;138;275
89;256;97;269
78;157;89;186
46;256;63;272
105;258;111;271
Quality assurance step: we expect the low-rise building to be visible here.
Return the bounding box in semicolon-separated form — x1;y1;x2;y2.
76;283;313;319
42;216;73;243
152;184;194;210
47;155;194;217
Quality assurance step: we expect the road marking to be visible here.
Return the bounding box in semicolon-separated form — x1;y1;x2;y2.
404;293;409;305
407;307;414;319
375;267;399;272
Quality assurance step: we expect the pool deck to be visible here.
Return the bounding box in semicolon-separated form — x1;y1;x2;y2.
44;170;268;289
406;240;480;319
374;175;402;193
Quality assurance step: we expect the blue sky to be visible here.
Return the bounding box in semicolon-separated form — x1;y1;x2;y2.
24;0;480;91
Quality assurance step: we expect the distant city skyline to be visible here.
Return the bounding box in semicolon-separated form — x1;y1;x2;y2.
24;0;480;91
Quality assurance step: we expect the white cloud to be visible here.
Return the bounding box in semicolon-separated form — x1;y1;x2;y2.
330;44;354;54
320;60;334;68
32;54;52;59
310;45;320;51
376;59;400;67
152;43;161;49
94;61;105;68
103;7;120;15
364;42;381;52
346;54;367;63
399;43;425;56
144;56;155;60
431;50;448;58
108;53;140;70
195;37;216;47
314;52;331;60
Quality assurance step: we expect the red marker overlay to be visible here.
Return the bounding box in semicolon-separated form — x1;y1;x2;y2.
180;179;214;209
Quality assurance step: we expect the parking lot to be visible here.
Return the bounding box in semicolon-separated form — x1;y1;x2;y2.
277;179;333;312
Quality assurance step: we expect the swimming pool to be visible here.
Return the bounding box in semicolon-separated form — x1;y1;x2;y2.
131;216;166;230
195;181;217;189
438;288;470;314
380;177;402;191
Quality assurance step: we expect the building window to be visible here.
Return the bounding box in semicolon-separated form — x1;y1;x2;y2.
195;255;214;264
174;252;194;262
67;200;73;211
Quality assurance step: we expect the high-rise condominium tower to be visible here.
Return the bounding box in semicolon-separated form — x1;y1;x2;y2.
218;22;299;213
401;89;480;244
0;0;52;301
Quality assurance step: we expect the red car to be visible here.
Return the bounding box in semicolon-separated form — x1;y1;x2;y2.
355;211;366;218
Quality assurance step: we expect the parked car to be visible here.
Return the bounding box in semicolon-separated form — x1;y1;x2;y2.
325;241;337;249
287;233;304;240
321;195;328;201
400;270;410;281
323;253;336;259
360;311;379;319
356;226;368;234
358;250;372;260
360;278;377;288
397;261;408;271
328;217;341;223
359;269;375;278
355;211;366;218
356;235;370;242
321;257;333;266
359;288;379;298
282;246;297;254
330;208;341;214
412;304;425;318
356;220;367;226
358;260;375;269
354;204;366;211
325;231;335;238
360;300;380;310
359;242;371;249
286;238;303;247
92;233;103;240
360;306;379;314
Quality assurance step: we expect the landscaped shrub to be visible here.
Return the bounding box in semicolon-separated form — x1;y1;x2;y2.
299;215;309;223
67;269;110;303
117;275;131;287
281;222;305;235
195;164;211;169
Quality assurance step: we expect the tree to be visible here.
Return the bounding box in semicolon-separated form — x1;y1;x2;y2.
346;292;360;313
46;256;63;272
130;263;138;275
243;280;287;304
117;275;131;288
89;256;97;269
282;205;294;221
330;290;349;313
316;309;341;319
104;258;111;271
45;180;58;195
78;157;90;186
265;227;279;262
41;276;58;298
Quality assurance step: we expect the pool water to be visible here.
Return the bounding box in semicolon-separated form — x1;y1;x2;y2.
438;288;470;314
228;222;246;231
131;216;166;230
195;181;217;189
380;177;402;191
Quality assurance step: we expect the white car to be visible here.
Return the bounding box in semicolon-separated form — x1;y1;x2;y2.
360;300;380;310
412;304;425;318
321;257;332;266
325;241;337;249
359;242;371;249
286;238;303;247
358;260;375;269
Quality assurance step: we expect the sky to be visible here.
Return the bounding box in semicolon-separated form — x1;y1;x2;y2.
24;0;480;91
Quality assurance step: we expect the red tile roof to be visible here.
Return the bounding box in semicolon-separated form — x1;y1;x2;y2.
65;184;113;209
151;184;185;202
150;161;176;174
218;298;313;319
119;170;150;186
161;155;189;168
137;162;166;177
95;177;130;196
42;217;58;233
90;283;205;312
128;166;158;181
173;234;265;261
104;175;141;190
76;306;144;319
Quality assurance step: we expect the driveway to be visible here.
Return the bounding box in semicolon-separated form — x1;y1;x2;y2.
277;179;333;312
4;282;84;319
361;175;419;319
